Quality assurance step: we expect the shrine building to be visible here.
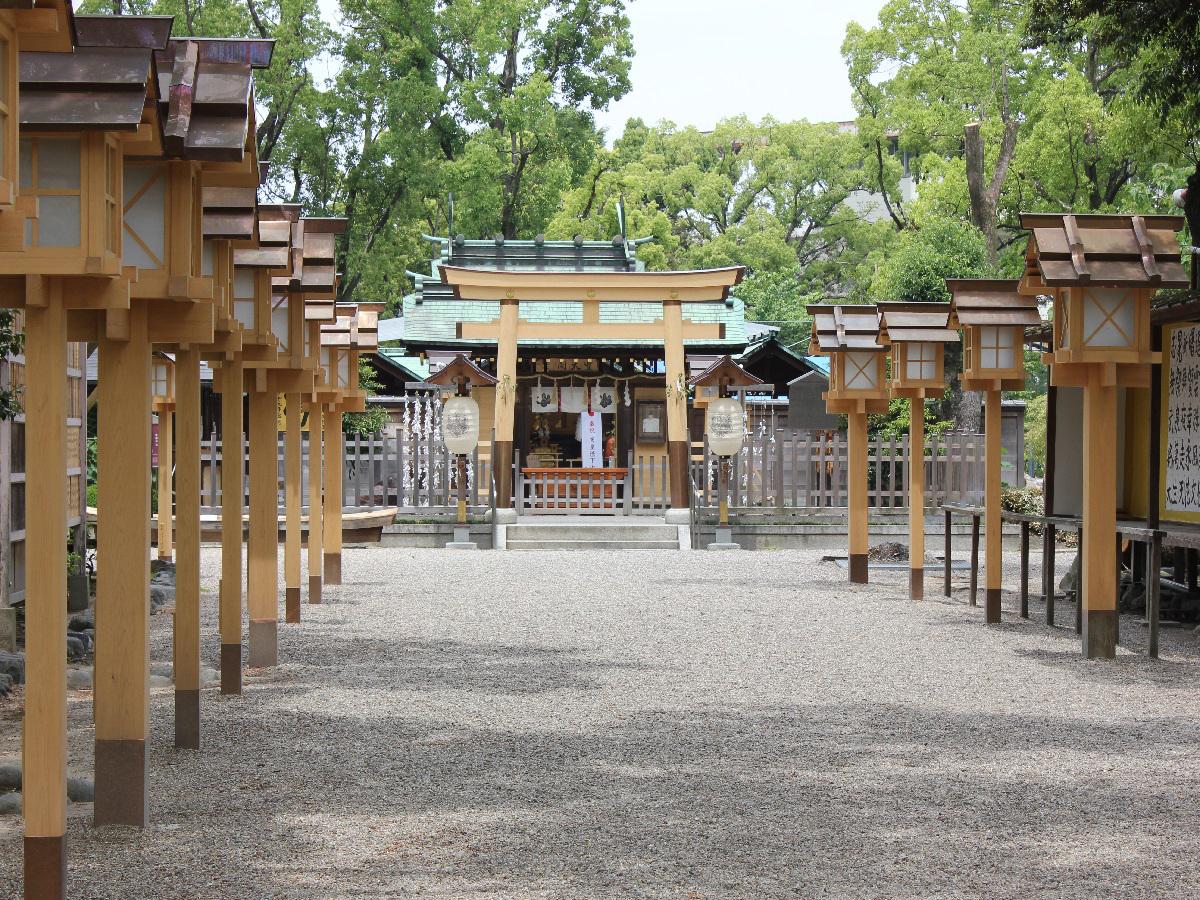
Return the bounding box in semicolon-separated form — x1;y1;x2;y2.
400;232;749;517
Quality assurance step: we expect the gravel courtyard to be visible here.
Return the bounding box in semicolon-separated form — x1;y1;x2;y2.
5;545;1200;898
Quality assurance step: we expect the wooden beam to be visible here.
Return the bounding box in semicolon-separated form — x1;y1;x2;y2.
94;302;151;828
22;278;68;897
173;347;201;749
458;319;724;342
219;360;244;693
146;301;215;346
247;390;278;667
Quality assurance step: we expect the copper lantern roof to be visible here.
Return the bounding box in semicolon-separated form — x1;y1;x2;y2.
1020;213;1189;289
806;303;885;353
946;280;1041;328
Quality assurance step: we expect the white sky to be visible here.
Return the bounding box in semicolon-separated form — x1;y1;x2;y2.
594;0;890;139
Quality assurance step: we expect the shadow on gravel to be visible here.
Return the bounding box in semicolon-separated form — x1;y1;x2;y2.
141;694;1200;899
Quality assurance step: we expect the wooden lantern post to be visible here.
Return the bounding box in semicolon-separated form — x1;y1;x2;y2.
235;202;295;665
1020;213;1188;657
0;14;169;854
948;280;1041;623
122;36;271;751
688;355;763;547
879;303;960;600
201;185;260;694
318;303;381;577
429;355;498;547
807;305;890;583
152;354;176;560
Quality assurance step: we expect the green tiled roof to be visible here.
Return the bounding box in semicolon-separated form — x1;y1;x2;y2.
401;232;748;352
376;348;430;380
402;295;748;349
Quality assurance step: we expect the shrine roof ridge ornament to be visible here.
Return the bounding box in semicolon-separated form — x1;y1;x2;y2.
1020;212;1189;288
439;265;745;302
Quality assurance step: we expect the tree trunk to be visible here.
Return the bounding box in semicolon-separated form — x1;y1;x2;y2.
964;121;1018;266
956;389;982;434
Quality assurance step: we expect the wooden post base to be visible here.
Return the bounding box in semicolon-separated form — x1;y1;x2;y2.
93;739;147;827
848;554;868;584
248;620;277;668
1083;609;1117;659
174;690;199;750
285;587;301;624
24;834;66;899
493;441;514;509
985;588;1001;624
308;575;322;605
220;644;241;695
324;552;341;586
910;567;923;600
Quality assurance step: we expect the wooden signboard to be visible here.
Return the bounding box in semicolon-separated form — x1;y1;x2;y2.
1161;321;1200;523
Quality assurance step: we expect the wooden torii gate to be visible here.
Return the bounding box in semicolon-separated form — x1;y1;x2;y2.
439;266;744;519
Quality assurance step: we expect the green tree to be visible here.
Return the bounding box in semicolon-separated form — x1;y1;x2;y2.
343;358;388;435
1026;0;1200;249
733;270;816;349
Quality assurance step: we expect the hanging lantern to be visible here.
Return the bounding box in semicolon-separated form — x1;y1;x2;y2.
706;397;744;457
442;395;480;455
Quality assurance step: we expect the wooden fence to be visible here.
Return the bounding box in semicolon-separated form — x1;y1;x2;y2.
691;429;986;512
192;427;985;518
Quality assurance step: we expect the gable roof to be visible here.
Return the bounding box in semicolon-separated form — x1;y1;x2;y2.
1020;213;1188;289
878;302;959;344
806;303;884;352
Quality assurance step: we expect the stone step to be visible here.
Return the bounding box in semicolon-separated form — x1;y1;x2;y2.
505;524;678;542
505;539;681;551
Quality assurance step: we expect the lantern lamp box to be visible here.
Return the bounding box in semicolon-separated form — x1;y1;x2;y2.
947;279;1041;393
877;302;959;398
1020;213;1189;388
806;303;890;414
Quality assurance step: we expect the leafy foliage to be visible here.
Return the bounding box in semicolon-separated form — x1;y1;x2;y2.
342;358;388;436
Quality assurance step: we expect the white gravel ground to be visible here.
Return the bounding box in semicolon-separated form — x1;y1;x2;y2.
4;546;1200;898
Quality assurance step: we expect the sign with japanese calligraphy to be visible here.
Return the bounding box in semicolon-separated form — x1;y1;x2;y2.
1164;323;1200;515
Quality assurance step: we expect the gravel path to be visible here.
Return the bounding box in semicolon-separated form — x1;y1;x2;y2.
4;546;1200;898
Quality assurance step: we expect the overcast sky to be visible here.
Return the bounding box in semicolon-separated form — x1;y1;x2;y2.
594;0;890;140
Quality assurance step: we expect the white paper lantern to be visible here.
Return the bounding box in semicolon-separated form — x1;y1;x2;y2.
442;395;480;455
706;397;744;457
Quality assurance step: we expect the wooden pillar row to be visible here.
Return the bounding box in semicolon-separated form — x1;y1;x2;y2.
307;400;323;603
284;393;302;623
94;302;151;828
219;360;244;693
247;390;278;667
23;279;69;897
984;390;1003;623
173;346;201;749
